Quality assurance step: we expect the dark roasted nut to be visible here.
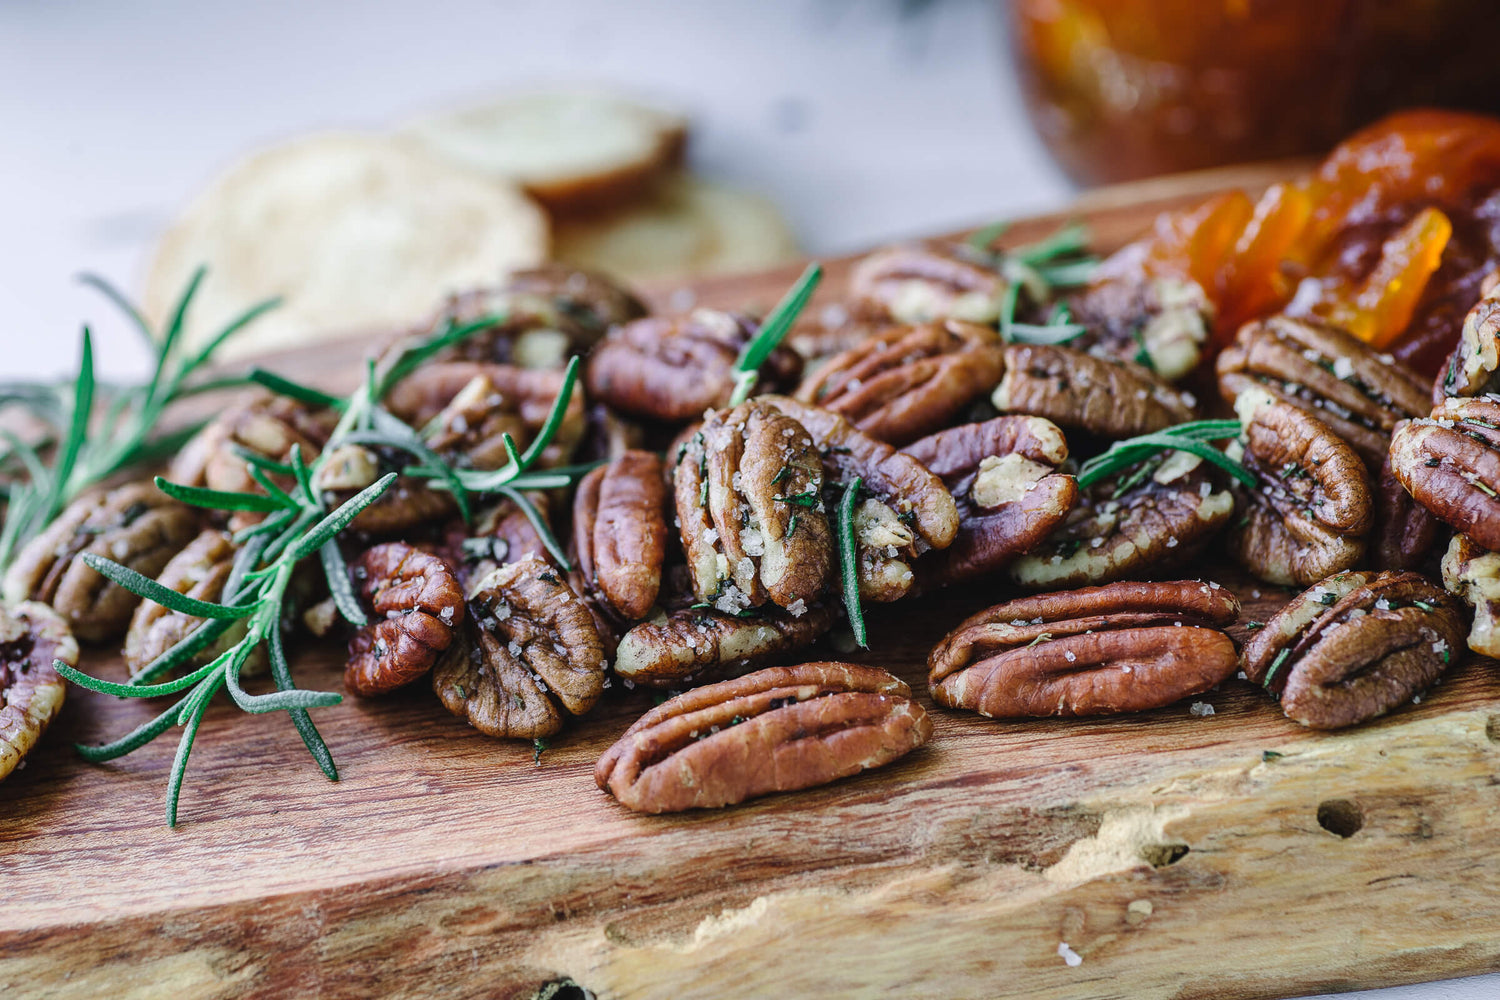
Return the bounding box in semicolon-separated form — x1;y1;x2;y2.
990;344;1195;439
794;321;1005;445
434;557;606;739
1242;570;1467;729
674;401;833;612
902;416;1077;587
443;492;556;591
1374;450;1445;572
1217;314;1429;470
3;483;200;642
1390;396;1500;552
345;542;464;697
1441;534;1500;658
0;601;76;781
763;395;959;602
1227;389;1373;586
614;603;834;688
596;662;931;813
573;451;669;621
1011;450;1233;590
584;309;803;423
1067;271;1211;381
928;580;1240;718
575;402;647;465
123;528;260;677
1435;268;1500;402
848;241;1008;325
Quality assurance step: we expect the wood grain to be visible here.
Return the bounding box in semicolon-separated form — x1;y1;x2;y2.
5;161;1500;1000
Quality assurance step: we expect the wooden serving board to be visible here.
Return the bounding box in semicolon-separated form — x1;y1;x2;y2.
6;161;1500;1000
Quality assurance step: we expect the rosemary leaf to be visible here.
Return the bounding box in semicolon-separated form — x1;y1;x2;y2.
290;473;397;560
153;476;287;513
268;615;338;781
728;263;824;407
80;552;260;619
73;699;183;763
320;540;367;626
165;670;226;828
247;369;344;410
838;477;867;649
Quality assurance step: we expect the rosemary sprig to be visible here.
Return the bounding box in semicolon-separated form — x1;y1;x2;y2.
727;263;824;407
836;477;867;650
965;221;1098;345
1076;420;1254;492
0;269;276;573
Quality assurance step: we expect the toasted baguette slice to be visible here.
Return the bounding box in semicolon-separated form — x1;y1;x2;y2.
551;173;800;281
400;92;687;214
142;134;548;360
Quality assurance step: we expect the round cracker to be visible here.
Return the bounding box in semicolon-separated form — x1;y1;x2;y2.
401;92;687;214
551;173;800;281
143;134;548;360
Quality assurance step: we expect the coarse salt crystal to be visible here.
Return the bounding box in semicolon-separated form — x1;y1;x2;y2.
1190;701;1215;717
1057;943;1082;967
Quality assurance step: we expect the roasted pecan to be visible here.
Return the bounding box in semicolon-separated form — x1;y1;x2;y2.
123;528;260;677
794;321;1005;445
902;416;1077;587
1067;272;1211;381
434;557;606;739
674;401;833;612
928;580;1240;718
1441;534;1500;658
763;395;959;602
3;483;200;642
1390;396;1500;552
990;344;1195;440
345;542;464;696
1374;451;1445;572
572;451;669;621
1434;268;1500;401
848;241;1009;325
1217;314;1429;470
575;402;647;466
1010;450;1233;590
1242;570;1467;729
614;603;834;688
442;492;556;591
586;309;803;424
0;602;76;781
596;661;931;813
1227;389;1373;587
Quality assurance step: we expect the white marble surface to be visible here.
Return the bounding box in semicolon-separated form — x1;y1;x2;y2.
1;3;1496;997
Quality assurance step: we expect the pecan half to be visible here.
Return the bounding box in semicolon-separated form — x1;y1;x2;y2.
614;603;834;688
0;602;76;782
1010;451;1234;590
345;542;464;696
902;416;1077;587
1217;314;1429;470
928;580;1240;718
434;557;606;739
848;241;1009;325
1374;451;1445;572
442;492;556;592
572;450;669;621
1434;268;1500;401
596;662;931;813
794;321;1005;445
1390;396;1500;552
123;528;260;677
585;309;803;423
1243;570;1467;729
3;483;200;642
990;344;1195;440
1068;273;1211;382
1227;389;1373;586
674;401;833;612
1441;534;1500;658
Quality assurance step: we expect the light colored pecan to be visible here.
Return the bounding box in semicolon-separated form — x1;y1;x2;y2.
848;241;1010;325
902;416;1077;587
0;601;75;782
585;309;802;423
123;528;261;677
572;451;669;621
596;661;931;813
674;401;832;612
614;603;834;688
1227;389;1373;586
1216;314;1429;470
1434;268;1500;401
345;542;464;696
3;483;200;642
794;321;1005;445
1441;533;1500;658
1010;451;1234;590
1390;396;1500;552
435;557;606;738
928;580;1240;718
990;344;1195;439
1242;570;1467;729
1067;273;1211;381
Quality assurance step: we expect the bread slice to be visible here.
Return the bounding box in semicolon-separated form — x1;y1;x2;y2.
400;93;687;214
551;173;800;281
142;134;548;360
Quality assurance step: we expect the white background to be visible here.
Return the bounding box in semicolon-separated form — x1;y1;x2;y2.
2;3;1498;997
